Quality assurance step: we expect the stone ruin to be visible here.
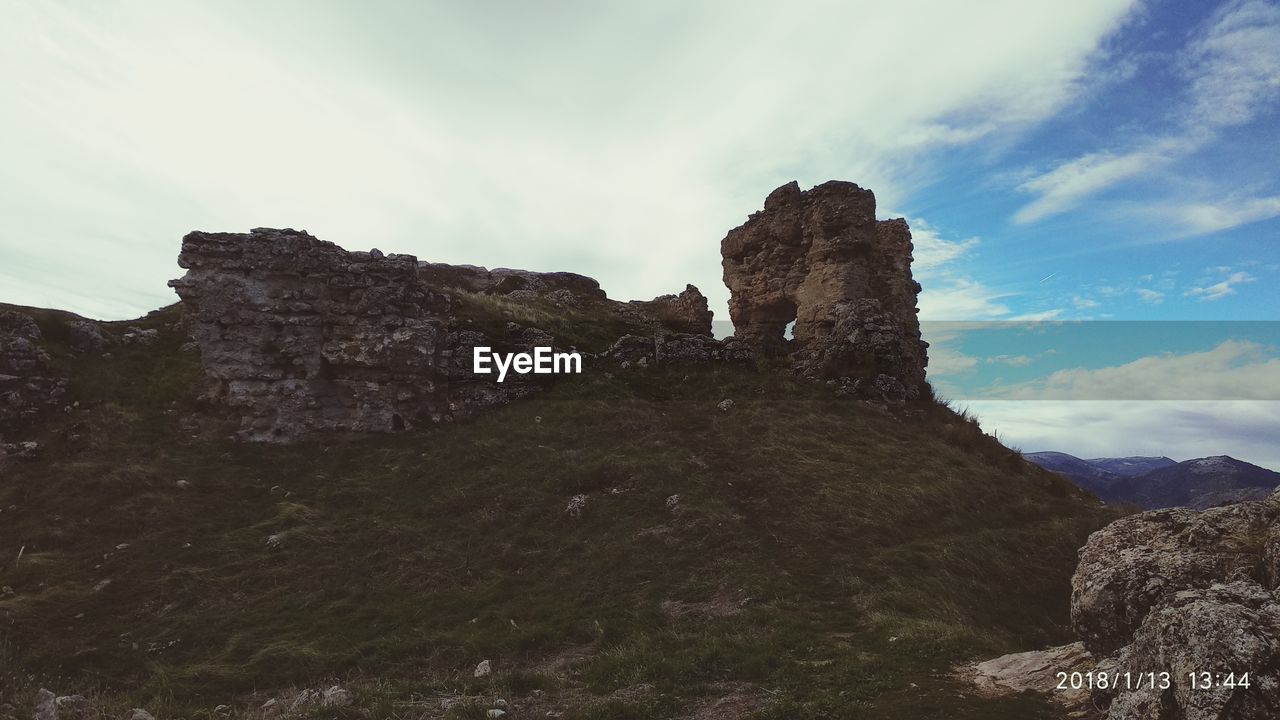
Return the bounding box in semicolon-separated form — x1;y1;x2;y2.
0;180;932;443
722;181;928;401
157;179;931;440
170;229;624;441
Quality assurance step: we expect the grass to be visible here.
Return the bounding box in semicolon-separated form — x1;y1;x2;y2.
0;303;1118;718
444;288;661;352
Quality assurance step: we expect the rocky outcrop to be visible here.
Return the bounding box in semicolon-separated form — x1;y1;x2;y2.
169;228;580;441
641;285;714;336
0;310;69;439
1071;500;1277;656
967;490;1280;719
721;181;927;400
1102;581;1280;720
971;489;1280;719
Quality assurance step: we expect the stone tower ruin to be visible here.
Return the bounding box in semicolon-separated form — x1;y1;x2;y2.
721;180;928;401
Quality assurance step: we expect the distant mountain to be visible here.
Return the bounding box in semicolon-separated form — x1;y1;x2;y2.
1085;456;1176;477
1025;452;1280;509
1022;451;1125;498
1110;456;1280;510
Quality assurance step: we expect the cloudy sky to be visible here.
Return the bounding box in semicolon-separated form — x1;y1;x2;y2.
2;0;1277;466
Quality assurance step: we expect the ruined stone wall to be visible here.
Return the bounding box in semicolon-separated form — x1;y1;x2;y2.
635;284;714;337
170;228;731;441
721;181;928;400
170;228;551;441
172;180;931;440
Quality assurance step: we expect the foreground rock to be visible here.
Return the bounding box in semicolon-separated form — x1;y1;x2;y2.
965;642;1097;718
971;488;1280;719
720;181;928;401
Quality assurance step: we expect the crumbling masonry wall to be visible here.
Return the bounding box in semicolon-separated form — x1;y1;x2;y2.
721;180;928;400
169;228;460;441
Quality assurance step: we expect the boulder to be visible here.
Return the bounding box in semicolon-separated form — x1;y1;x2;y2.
1103;582;1280;720
1069;489;1280;719
34;690;56;720
66;320;110;355
1071;500;1277;655
968;642;1096;717
970;490;1280;719
121;327;159;346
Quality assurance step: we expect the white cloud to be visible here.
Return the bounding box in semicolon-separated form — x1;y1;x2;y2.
1010;309;1065;321
0;0;1141;320
1185;0;1280;128
918;279;1014;320
1136;288;1164;303
1184;271;1256;301
978;340;1280;400
907;218;1026;322
967;400;1280;471
1013;148;1173;224
928;345;982;376
987;354;1035;367
1012;0;1280;225
907;218;981;278
1165;195;1280;236
1073;295;1101;309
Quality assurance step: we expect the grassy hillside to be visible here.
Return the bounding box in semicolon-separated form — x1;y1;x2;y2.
0;306;1116;719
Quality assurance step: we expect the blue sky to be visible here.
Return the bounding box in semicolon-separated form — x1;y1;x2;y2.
1;0;1277;466
909;0;1280;324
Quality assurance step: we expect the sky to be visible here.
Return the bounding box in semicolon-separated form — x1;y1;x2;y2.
2;0;1277;467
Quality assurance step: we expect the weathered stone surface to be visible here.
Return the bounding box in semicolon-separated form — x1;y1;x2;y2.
34;689;56;720
606;333;754;367
721;181;927;400
1071;499;1277;655
967;642;1098;718
169;180;932;439
971;490;1280;719
1104;582;1280;720
121;327;159;346
418;262;606;302
643;284;714;336
0;310;69;439
52;694;95;720
169;229;564;441
1071;489;1280;719
66;320;110;355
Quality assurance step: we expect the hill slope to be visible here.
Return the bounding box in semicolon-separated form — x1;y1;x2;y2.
0;305;1117;720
